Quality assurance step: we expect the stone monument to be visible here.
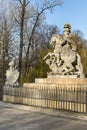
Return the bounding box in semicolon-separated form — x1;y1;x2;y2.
43;24;84;78
3;24;87;112
24;24;87;86
5;59;19;87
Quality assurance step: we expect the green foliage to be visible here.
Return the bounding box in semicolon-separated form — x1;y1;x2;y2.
20;48;52;84
72;34;87;76
78;45;87;76
20;67;38;84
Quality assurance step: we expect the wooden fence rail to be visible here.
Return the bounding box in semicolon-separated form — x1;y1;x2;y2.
3;84;87;113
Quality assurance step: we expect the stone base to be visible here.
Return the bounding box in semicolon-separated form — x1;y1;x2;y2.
35;78;87;85
47;74;78;78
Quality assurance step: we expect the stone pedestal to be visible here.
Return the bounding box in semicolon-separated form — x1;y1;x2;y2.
35;78;87;85
23;78;87;89
47;74;78;78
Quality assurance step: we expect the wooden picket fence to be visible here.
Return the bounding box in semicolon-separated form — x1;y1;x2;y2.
3;84;87;113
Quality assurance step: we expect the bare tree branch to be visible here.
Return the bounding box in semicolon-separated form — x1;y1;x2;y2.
25;0;63;70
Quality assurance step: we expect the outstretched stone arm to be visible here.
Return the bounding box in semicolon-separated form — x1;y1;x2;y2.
43;52;53;60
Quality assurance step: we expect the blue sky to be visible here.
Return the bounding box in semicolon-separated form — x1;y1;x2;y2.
46;0;87;39
4;0;87;39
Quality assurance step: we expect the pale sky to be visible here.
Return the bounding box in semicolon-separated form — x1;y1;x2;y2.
3;0;87;39
46;0;87;39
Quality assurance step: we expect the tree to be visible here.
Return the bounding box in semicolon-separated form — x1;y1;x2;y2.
20;48;51;84
71;31;87;76
28;24;60;66
13;0;31;81
25;0;63;71
13;0;63;81
0;14;13;83
0;0;17;84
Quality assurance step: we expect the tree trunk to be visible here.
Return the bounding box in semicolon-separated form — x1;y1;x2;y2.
18;0;26;81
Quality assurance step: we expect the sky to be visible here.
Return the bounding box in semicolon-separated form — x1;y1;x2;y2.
2;0;87;39
46;0;87;39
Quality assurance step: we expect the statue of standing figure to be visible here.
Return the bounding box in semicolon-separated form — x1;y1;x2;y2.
44;24;84;78
5;59;19;87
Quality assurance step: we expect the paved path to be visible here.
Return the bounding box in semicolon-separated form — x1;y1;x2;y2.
0;104;87;130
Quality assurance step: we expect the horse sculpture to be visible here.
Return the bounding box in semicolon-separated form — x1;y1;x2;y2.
44;34;84;77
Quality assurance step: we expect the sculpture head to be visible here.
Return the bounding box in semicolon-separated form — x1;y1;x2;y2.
50;34;61;46
50;34;65;47
9;60;15;68
50;34;56;46
64;24;71;37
